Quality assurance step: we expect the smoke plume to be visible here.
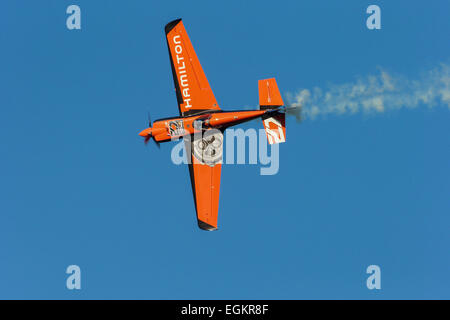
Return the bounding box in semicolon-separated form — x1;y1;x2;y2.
285;63;450;122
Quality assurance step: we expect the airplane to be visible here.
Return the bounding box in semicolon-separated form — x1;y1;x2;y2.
139;18;287;231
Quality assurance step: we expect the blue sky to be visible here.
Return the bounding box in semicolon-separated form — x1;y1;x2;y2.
0;1;449;299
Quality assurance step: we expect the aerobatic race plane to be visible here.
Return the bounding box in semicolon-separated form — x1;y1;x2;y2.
139;19;287;231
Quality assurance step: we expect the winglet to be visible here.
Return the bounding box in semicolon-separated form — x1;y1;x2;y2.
198;220;218;231
165;18;182;34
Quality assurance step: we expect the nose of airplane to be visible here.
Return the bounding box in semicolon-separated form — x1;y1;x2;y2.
139;128;152;137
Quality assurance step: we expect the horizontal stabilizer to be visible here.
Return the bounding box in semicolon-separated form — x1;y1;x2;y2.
262;113;286;144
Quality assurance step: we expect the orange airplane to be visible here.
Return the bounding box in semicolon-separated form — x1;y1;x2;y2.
139;19;287;231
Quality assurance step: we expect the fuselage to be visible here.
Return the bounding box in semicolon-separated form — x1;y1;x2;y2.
139;110;269;142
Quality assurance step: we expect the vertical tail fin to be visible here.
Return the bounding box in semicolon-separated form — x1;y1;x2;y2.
259;78;286;144
259;78;284;107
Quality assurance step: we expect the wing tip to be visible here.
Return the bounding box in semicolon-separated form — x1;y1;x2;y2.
198;220;218;231
165;18;182;34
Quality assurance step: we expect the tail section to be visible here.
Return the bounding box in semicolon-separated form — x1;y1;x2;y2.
259;78;286;144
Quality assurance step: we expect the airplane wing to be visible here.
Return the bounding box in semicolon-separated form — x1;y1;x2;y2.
184;130;223;231
165;19;221;117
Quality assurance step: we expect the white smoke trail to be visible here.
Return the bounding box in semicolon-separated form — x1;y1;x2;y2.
285;63;450;122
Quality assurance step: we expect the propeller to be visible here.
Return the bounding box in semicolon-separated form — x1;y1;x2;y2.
145;134;160;149
147;112;152;127
143;112;160;148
